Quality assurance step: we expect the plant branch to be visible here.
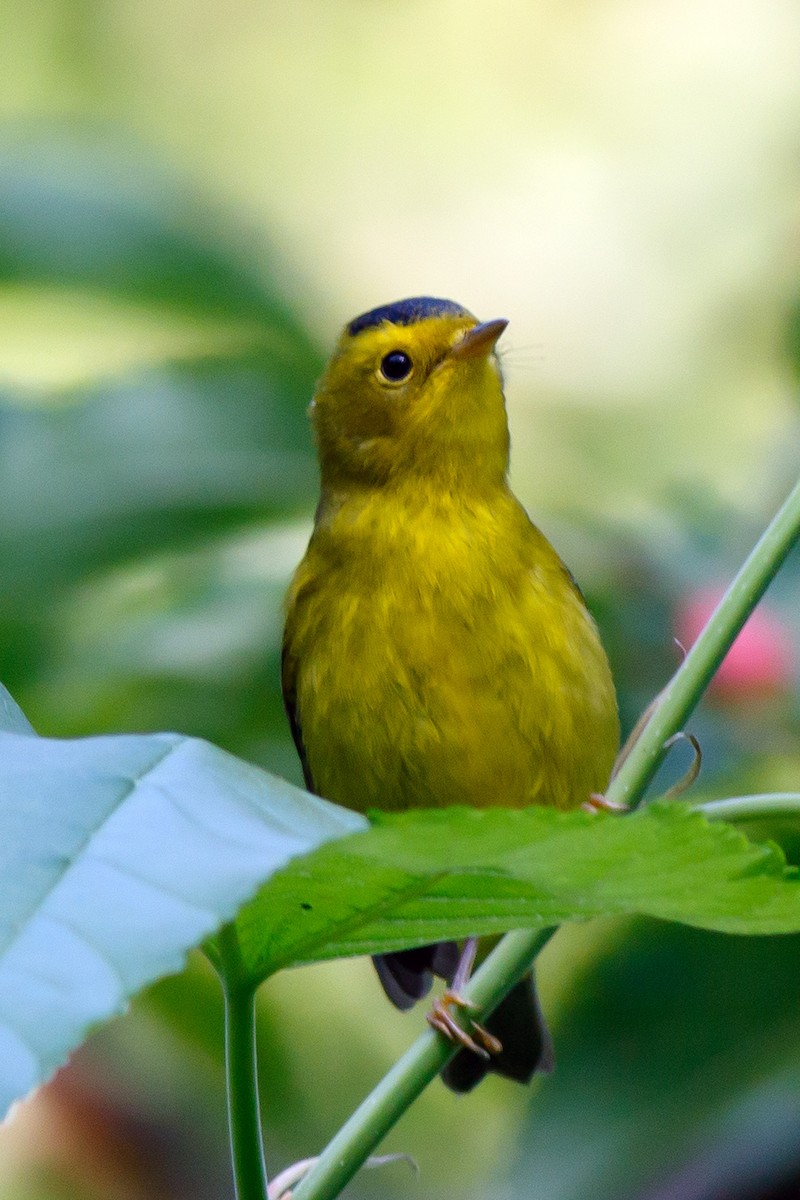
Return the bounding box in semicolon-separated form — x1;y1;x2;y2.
217;924;270;1200
698;794;800;822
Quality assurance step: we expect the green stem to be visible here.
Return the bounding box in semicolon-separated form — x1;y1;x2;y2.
292;475;800;1200
217;924;269;1200
605;476;800;809
698;793;800;822
292;928;554;1200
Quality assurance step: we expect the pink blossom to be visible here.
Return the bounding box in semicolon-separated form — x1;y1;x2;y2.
675;587;794;699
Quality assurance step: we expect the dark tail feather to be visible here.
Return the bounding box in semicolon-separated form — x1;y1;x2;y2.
373;942;460;1011
440;971;554;1093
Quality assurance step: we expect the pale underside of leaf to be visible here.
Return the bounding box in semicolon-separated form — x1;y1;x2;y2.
0;729;364;1118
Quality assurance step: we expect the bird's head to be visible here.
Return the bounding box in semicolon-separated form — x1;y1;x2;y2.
311;297;510;491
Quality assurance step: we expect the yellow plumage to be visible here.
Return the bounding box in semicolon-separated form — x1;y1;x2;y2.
282;296;619;1090
283;298;618;815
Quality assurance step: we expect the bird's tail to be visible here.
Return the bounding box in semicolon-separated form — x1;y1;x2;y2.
373;943;460;1010
372;946;553;1092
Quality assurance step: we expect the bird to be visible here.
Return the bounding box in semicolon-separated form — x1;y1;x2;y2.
282;296;619;1091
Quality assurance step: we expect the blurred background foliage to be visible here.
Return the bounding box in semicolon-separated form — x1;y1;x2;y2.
1;1;800;1198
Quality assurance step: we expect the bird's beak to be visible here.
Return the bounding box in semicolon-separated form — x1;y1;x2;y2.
449;318;509;361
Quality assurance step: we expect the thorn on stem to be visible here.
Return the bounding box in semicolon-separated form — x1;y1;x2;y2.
268;1153;418;1199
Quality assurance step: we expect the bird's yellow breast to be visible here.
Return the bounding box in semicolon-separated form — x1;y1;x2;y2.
283;484;619;814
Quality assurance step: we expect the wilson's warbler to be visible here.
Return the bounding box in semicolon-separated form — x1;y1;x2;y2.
282;297;619;1091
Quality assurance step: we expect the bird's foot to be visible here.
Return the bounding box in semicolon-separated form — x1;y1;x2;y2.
426;989;503;1059
582;791;629;814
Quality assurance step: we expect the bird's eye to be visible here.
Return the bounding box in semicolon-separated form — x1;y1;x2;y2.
379;350;413;383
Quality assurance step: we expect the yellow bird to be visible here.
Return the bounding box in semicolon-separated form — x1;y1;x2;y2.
282;297;619;1091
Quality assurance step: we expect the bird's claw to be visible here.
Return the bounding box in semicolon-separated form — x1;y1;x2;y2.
469;1020;503;1056
582;791;629;814
426;990;503;1059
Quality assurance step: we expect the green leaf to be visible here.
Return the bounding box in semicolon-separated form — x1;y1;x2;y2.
3;698;798;1133
0;357;316;600
0;728;364;1118
235;803;800;985
0;134;321;605
0;133;310;329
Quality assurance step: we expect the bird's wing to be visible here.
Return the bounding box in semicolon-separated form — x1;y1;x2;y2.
280;634;316;793
560;560;587;606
